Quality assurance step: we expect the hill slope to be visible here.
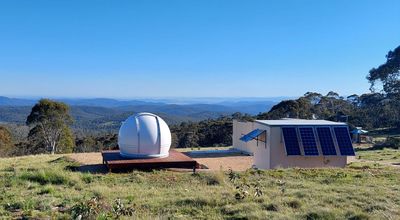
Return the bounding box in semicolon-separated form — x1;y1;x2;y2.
0;151;398;219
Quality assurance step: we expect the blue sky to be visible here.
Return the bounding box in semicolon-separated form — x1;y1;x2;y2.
0;0;399;98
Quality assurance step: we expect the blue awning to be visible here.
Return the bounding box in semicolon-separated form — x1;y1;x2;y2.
351;129;368;134
240;129;265;142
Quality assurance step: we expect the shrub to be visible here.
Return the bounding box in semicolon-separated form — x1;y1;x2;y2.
112;198;135;217
373;137;400;149
70;197;103;219
383;137;400;149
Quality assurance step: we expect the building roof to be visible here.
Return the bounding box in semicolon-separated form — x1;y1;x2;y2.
255;118;347;126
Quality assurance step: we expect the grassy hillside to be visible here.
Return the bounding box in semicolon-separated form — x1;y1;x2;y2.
0;150;399;219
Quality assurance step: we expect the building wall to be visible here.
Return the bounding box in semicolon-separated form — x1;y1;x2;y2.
232;120;258;154
233;120;349;169
253;123;271;169
267;126;347;169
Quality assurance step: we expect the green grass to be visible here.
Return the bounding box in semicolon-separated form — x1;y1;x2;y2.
0;153;399;219
19;169;73;185
356;148;400;164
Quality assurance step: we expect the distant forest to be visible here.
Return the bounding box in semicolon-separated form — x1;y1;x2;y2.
0;45;399;156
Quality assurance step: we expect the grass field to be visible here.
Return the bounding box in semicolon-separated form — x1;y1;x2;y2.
357;148;400;165
0;150;399;219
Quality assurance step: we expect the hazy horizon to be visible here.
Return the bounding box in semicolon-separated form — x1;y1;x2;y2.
1;95;294;99
0;95;295;106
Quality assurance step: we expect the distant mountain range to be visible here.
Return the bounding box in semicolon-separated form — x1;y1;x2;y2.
0;96;281;133
0;96;281;115
0;96;160;107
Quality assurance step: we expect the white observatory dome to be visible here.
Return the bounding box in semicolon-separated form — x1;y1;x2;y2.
118;112;172;158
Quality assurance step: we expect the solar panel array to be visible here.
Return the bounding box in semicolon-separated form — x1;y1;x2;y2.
333;127;355;156
316;127;337;156
281;126;354;156
281;127;301;155
299;127;319;156
240;129;265;142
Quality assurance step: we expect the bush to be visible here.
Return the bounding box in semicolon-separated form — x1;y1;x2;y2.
112;198;135;217
373;137;400;149
70;197;102;219
383;137;400;149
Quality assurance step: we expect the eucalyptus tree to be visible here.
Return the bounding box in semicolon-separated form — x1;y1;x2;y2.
26;99;74;154
367;45;400;97
0;126;13;157
367;45;400;128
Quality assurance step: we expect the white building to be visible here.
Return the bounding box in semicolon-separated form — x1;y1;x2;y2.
233;119;355;169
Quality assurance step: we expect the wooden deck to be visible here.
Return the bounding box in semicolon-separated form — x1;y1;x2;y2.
101;150;198;172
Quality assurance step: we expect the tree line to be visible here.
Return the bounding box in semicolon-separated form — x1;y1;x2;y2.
0;45;399;156
259;45;400;130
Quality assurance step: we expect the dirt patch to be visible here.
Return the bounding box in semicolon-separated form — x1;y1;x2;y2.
67;152;254;172
67;152;103;165
195;156;253;171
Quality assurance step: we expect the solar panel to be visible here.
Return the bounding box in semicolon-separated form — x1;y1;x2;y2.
240;129;265;142
299;127;319;156
316;127;337;155
282;127;301;155
333;127;355;156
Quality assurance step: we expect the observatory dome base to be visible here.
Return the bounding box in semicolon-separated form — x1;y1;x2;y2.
120;152;169;159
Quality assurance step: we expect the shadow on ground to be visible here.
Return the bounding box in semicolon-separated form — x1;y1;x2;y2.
69;164;203;174
183;149;251;158
68;164;109;174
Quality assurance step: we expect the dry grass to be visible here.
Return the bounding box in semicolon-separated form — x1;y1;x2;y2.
0;151;399;219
